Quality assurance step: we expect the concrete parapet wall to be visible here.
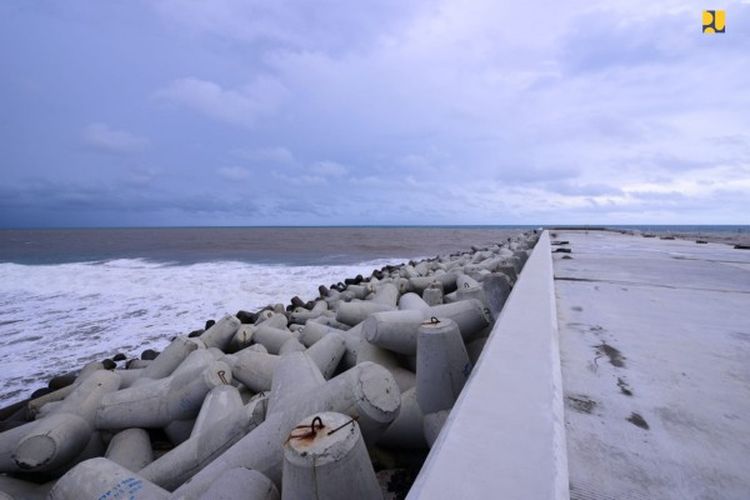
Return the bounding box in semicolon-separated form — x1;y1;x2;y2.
408;231;569;500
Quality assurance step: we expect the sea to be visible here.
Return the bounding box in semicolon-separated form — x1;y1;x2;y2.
0;226;534;405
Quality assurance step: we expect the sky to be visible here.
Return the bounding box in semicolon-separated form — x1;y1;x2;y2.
1;0;749;227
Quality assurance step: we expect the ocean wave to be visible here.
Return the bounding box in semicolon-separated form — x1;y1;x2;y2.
0;257;404;404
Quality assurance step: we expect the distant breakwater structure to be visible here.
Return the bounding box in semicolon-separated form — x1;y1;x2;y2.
0;230;539;499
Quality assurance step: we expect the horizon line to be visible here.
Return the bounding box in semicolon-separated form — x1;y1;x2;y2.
1;223;749;231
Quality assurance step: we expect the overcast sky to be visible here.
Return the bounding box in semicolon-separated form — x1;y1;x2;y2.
1;1;749;227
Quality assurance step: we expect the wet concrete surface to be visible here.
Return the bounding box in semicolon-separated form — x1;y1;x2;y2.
553;231;750;500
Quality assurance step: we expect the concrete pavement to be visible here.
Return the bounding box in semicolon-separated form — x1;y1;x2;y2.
553;230;750;500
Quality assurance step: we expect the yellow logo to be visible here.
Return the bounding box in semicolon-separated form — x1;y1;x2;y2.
702;10;726;33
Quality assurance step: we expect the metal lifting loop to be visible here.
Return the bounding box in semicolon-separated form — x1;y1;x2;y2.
327;416;359;436
311;416;324;433
287;415;325;442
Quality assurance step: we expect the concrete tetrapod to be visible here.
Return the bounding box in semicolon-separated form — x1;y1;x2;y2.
456;273;481;289
465;337;488;365
299;322;342;347
26;361;106;417
305;331;346;379
229;348;280;393
409;272;457;294
171;362;400;498
378;387;427;449
397;292;430;311
313;314;353;332
199;315;241;351
402;264;419;279
267;352;325;417
168;349;217;379
253;325;296;354
190;385;243;437
139;386;267;491
481;274;512;319
282;412;382;500
289;300;328;324
494;264;517;284
198;467;279;500
455;285;488;316
228;312;288;353
114;368;147;388
248;343;269;354
95;361;231;430
228;324;256;352
127;359;153;369
8;370;120;472
230;332;344;395
0;475;52;500
48;457;169;500
342;284;371;300
415;318;470;415
396;277;412;295
422;284;444;306
0;399;32;429
370;283;399;307
278;337;306;355
413;261;430;276
300;320;360;368
455;273;489;310
255;310;289;328
335;301;394;327
145;336;200;378
0;425;35;472
363;299;490;355
164;418;195;445
340;323;364;369
8;431;106;483
423;409;450;447
104;428;153;472
356;339;416;393
118;336;199;389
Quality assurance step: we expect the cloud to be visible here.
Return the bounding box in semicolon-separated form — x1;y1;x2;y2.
0;179;260;228
3;0;750;226
272;171;326;186
310;161;347;177
152;0;435;54
155;77;287;127
82;123;148;154
267;159;348;186
125;167;161;187
544;181;623;197
146;0;748;223
218;166;251;181
271;199;330;217
558;10;687;74
234;147;296;165
397;154;431;170
628;190;687;201
495;164;579;184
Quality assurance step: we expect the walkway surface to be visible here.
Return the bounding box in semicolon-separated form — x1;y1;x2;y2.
552;231;750;500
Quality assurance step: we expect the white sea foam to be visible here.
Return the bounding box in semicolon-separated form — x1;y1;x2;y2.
0;257;403;404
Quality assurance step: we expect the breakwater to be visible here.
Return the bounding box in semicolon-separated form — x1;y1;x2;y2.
0;230;539;499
